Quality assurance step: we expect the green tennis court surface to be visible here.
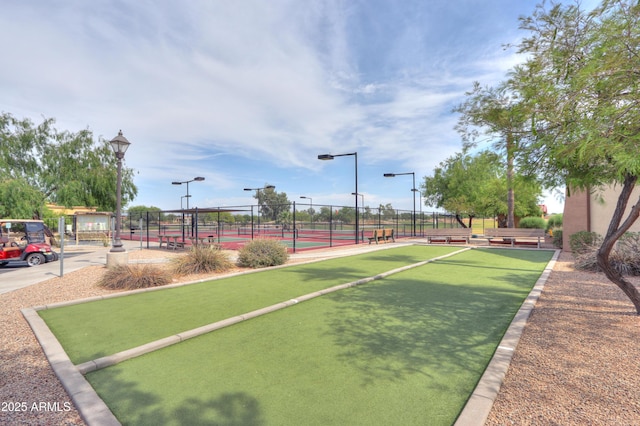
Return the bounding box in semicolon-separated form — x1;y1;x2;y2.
42;246;554;425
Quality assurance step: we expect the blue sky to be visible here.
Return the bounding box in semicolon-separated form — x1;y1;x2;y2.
1;0;596;215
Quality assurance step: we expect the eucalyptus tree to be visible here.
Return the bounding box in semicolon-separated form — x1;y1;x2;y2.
252;185;291;221
511;0;640;313
454;83;532;228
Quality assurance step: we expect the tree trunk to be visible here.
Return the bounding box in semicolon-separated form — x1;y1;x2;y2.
596;174;640;315
455;214;468;228
506;133;515;228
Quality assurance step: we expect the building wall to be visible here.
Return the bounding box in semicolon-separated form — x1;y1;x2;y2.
563;185;640;251
563;188;590;251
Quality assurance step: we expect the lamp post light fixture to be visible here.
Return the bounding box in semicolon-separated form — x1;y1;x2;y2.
318;152;359;244
243;185;276;193
109;130;131;254
172;176;205;210
384;172;416;236
351;192;364;206
300;196;313;227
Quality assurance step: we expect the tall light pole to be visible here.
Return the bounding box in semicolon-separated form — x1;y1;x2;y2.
384;172;416;236
300;196;313;227
351;192;364;231
181;195;192;210
172;176;205;210
412;188;422;236
108;130;131;259
318;152;359;244
244;185;276;228
173;177;204;240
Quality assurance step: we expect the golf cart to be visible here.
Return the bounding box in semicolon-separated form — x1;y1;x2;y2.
0;220;59;267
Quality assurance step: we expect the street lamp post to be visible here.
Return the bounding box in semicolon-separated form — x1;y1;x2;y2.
351;192;364;232
318;152;359;244
181;195;192;210
300;196;313;228
173;177;204;239
172;177;205;210
106;130;131;267
384;172;416;236
412;188;422;236
244;185;276;232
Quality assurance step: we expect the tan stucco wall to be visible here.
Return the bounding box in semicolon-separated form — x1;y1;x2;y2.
563;185;640;251
590;185;640;234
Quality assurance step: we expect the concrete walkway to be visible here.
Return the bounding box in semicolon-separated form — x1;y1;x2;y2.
0;241;147;295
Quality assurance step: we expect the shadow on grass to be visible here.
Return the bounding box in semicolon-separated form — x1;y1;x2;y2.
281;247;455;284
324;272;537;387
88;368;264;425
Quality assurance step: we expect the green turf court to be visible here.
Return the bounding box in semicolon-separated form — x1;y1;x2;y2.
42;246;554;425
40;245;462;364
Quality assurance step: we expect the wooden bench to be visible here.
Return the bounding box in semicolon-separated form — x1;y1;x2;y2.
485;228;545;248
424;228;472;244
368;228;395;244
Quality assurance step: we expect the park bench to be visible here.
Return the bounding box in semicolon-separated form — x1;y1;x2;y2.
368;228;395;244
423;228;472;244
485;228;546;248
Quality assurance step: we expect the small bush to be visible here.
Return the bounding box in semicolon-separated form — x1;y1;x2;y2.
99;264;172;290
171;245;234;275
569;231;602;254
573;232;640;275
546;214;563;231
518;216;546;229
552;229;563;249
237;238;289;268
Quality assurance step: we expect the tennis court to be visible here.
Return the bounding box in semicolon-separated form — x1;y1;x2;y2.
128;226;374;252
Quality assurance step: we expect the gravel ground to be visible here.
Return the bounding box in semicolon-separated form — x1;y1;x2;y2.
486;252;640;425
1;248;639;425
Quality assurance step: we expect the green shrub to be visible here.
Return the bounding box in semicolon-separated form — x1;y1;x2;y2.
569;231;602;254
546;214;563;231
552;229;563;249
171;245;234;275
99;264;172;290
237;238;289;268
518;216;546;229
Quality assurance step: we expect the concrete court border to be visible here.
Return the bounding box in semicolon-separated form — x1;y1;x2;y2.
454;248;560;425
22;244;557;425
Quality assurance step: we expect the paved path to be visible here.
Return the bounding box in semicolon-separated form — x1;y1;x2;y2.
0;241;146;295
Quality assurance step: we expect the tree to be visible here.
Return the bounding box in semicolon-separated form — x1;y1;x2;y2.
455;83;532;228
378;203;396;222
511;0;640;313
422;150;542;228
0;178;52;218
0;113;137;218
126;205;165;227
252;185;291;221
